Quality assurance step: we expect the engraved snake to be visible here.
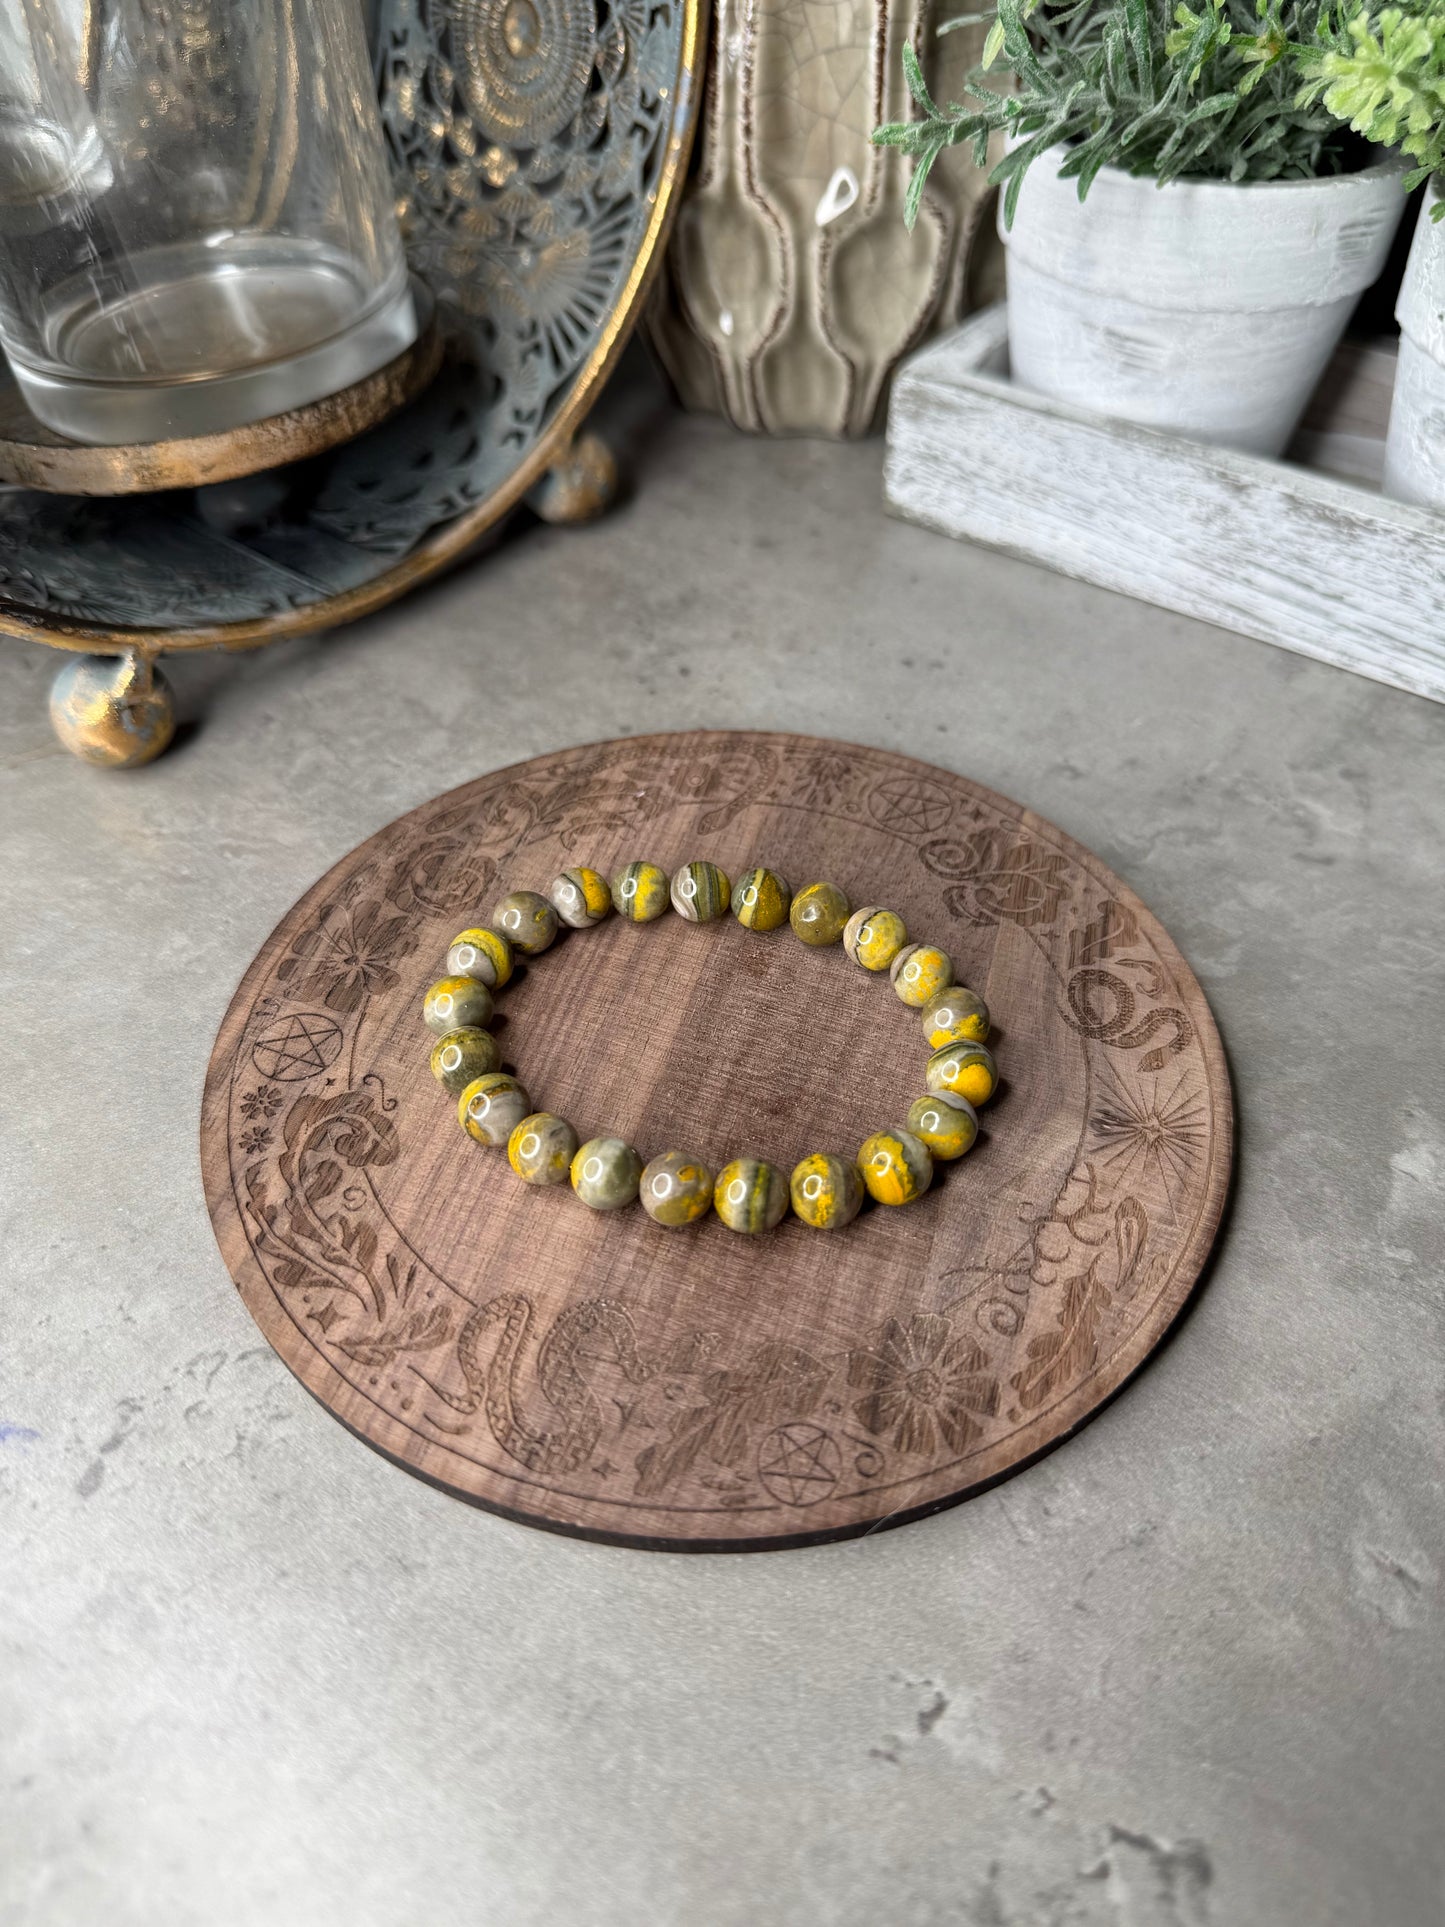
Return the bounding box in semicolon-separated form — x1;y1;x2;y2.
1065;967;1194;1072
430;1293;650;1476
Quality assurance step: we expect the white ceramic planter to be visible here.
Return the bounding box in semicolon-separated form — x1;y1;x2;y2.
1384;177;1445;506
1002;152;1408;455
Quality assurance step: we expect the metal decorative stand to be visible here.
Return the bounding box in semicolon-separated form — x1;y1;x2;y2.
1;0;703;764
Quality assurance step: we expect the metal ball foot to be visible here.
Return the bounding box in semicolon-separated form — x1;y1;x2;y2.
528;432;619;525
50;652;176;768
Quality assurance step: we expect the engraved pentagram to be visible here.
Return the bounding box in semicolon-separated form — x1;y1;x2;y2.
867;775;953;836
250;1011;344;1083
757;1424;842;1506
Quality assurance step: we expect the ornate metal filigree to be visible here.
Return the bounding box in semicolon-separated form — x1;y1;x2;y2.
0;0;695;635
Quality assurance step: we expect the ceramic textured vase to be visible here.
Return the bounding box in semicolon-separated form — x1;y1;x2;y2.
646;0;997;437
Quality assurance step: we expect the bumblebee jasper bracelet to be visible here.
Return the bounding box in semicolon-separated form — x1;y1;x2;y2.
422;860;998;1235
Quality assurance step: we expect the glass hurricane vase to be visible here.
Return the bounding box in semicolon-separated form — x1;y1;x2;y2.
0;0;415;444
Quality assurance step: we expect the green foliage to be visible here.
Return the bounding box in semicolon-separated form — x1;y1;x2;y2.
877;0;1445;226
874;0;1358;228
1296;4;1445;198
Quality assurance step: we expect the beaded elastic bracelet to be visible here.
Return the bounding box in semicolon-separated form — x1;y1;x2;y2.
422;861;997;1235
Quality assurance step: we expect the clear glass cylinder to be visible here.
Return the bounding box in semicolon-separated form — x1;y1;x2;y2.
0;0;415;444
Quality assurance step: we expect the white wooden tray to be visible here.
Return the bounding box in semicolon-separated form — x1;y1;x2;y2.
885;305;1445;706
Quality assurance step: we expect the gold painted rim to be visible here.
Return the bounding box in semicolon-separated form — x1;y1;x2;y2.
0;0;706;659
0;295;442;497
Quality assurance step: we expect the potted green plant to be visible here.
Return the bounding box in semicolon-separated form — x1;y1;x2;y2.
875;0;1410;454
1296;5;1445;503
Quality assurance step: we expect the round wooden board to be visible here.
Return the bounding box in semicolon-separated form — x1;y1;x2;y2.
202;732;1232;1550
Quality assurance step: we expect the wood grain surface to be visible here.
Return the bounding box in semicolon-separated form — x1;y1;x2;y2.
886;306;1445;708
201;731;1233;1550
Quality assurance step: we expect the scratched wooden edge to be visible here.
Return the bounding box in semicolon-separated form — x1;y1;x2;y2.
199;728;1235;1552
884;304;1445;709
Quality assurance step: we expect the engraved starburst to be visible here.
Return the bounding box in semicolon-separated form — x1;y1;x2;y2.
1087;1064;1208;1218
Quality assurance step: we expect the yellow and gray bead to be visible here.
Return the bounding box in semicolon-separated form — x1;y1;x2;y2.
732;867;792;932
858;1128;934;1206
790;880;850;947
548;867;612;929
714;1158;790;1234
571;1136;644;1210
671;859;732;922
492;890;559;955
424;974;494;1034
611;861;670;923
925;1039;998;1107
789;1153;864;1230
843;906;908;972
429;1027;501;1095
640;1150;714;1227
458;1072;531;1146
508;1112;579;1185
920;984;990;1048
890;942;954;1009
446;926;513;989
906;1090;979;1162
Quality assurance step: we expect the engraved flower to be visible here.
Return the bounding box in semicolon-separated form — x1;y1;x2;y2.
239;1083;283;1121
919;828;1068;928
798;749;856;808
239;1125;271;1156
388;833;497;919
847;1314;998;1458
276;899;416;1015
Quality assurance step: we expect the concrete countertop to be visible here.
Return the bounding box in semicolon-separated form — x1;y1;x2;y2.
3;361;1443;1927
